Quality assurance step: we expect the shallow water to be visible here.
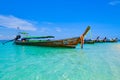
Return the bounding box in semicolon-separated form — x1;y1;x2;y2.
0;41;120;80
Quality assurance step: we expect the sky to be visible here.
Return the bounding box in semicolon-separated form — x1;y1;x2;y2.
0;0;120;40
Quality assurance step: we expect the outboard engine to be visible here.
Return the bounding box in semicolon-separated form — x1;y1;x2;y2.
14;35;21;41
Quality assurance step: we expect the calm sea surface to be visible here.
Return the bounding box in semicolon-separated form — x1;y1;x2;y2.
0;41;120;80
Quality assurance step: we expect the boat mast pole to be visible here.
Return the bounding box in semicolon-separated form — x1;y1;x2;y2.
17;27;20;35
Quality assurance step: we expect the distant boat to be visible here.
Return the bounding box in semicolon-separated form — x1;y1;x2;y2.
94;37;118;43
84;39;95;44
14;26;91;48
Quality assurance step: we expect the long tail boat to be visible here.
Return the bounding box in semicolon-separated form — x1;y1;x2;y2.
14;26;90;48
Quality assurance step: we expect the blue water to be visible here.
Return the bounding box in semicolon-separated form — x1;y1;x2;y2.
0;41;120;80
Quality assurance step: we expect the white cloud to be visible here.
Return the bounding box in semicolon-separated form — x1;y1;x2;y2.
109;1;120;6
55;27;61;32
0;34;2;37
0;15;37;31
0;34;17;40
39;27;50;32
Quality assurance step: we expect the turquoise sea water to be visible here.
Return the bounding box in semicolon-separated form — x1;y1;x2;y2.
0;41;120;80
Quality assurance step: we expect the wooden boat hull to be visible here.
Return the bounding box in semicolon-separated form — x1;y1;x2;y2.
14;37;80;48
